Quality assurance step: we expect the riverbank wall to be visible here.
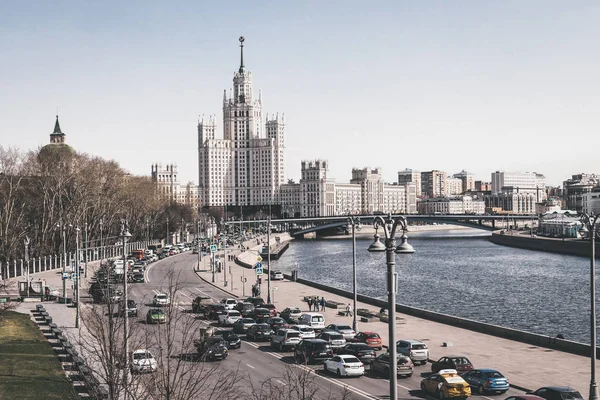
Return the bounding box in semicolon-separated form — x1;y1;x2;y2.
490;230;599;258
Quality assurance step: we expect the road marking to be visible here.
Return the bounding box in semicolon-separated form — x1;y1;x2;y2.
178;292;192;299
246;364;255;369
193;287;217;300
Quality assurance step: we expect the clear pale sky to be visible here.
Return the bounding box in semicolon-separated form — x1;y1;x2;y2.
1;1;598;186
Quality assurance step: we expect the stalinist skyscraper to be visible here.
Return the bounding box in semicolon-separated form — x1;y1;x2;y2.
198;37;285;209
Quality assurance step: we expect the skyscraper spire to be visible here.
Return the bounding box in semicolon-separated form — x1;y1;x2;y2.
239;36;245;73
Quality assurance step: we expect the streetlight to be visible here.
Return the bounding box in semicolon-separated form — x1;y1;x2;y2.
119;220;132;400
56;223;68;303
75;227;81;328
367;213;414;400
348;216;360;333
24;237;30;298
267;203;272;304
581;213;600;400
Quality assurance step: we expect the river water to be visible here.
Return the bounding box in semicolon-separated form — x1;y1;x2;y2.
269;229;593;344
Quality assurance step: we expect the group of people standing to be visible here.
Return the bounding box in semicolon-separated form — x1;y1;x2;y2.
307;296;326;312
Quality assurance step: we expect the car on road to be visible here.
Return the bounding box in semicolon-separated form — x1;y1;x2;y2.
131;273;145;283
270;270;284;280
370;353;414;378
396;339;430;365
218;310;242;326
317;331;346;351
270;328;301;351
235;302;255;317
266;317;287;330
323;354;364;377
192;296;212;314
246;323;274;341
251;307;271;322
462;369;509;394
323;324;356;339
421;369;471;399
152;293;170;307
431;356;474;373
192;247;198;254
338;343;376;364
348;331;382;350
245;297;265;307
146;308;167;324
206;304;227;320
527;387;584;400
233;318;256;334
213;330;242;349
280;307;303;323
505;396;546;400
221;298;238;310
131;349;157;373
294;339;334;365
196;336;229;361
261;303;278;317
289;325;316;339
120;300;138;317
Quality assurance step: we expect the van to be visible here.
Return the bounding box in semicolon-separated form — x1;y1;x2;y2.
298;313;325;331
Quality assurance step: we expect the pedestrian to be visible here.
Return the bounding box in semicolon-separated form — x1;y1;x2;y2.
345;303;352;317
320;296;326;311
307;297;313;311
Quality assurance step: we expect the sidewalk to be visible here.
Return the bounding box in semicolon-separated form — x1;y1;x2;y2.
197;236;594;393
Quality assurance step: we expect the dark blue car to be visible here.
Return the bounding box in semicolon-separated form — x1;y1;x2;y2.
462;369;509;394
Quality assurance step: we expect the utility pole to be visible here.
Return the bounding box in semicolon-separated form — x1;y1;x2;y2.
166;217;169;245
84;222;89;278
75;227;81;328
24;237;30;298
120;220;132;400
100;219;103;262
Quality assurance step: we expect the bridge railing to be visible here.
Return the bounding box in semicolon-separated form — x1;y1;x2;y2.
0;239;160;281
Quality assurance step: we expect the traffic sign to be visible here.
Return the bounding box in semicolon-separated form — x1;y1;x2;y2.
210;245;217;253
71;273;78;280
257;255;262;262
255;262;262;269
255;266;263;276
62;272;69;280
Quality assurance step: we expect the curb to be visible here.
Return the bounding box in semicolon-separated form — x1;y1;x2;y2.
195;271;239;299
509;383;533;393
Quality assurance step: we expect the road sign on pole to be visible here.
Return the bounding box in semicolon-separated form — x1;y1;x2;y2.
62;272;69;280
255;262;262;269
255;266;263;276
257;255;262;262
210;245;217;253
71;273;77;281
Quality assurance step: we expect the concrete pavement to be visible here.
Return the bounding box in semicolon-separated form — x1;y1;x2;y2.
196;235;594;393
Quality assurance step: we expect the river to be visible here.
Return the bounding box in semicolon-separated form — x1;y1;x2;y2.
269;228;594;345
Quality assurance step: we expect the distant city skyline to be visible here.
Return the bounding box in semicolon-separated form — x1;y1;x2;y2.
1;1;599;187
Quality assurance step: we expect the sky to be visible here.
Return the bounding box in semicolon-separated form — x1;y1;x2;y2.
1;1;599;187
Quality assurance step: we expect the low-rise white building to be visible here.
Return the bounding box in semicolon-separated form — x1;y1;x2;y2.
417;196;485;215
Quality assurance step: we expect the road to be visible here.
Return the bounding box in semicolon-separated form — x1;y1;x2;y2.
124;250;526;400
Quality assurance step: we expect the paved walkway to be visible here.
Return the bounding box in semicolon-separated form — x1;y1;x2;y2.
198;235;594;393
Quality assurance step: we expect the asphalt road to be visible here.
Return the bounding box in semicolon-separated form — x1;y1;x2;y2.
125;251;525;400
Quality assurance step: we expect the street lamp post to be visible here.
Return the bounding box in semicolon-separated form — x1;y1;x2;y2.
581;213;600;400
119;220;132;400
75;227;81;328
100;219;103;262
24;237;30;298
267;204;272;304
367;213;414;400
348;216;360;333
166;217;169;245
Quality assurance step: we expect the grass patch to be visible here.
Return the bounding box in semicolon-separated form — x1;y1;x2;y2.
0;311;77;400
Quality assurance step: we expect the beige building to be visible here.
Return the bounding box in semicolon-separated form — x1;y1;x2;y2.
421;170;447;198
453;170;475;193
398;168;422;197
445;177;463;196
151;163;200;209
417;196;485;215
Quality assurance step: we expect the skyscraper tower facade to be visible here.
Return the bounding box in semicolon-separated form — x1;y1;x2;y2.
198;37;285;208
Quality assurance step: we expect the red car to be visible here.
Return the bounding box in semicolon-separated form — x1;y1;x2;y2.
262;303;278;317
348;332;382;350
431;356;473;373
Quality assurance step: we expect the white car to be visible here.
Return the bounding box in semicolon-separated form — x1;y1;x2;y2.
218;310;242;326
323;354;364;377
289;325;316;339
270;270;284;280
221;298;238;310
131;349;157;373
153;293;170;306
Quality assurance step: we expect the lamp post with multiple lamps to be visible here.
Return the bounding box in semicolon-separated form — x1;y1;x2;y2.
119;221;132;400
580;213;600;400
347;216;360;333
367;213;414;400
75;227;81;328
267;203;272;304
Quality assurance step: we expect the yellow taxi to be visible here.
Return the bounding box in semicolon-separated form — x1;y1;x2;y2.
421;369;471;399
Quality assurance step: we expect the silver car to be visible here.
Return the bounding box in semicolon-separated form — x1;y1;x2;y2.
324;323;356;339
396;339;429;365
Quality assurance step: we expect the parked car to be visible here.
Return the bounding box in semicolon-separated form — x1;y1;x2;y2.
323;354;364;377
370;353;414;378
280;307;303;323
206;304;227;320
338;343;376;364
246;323;274;341
348;331;382;350
152;293;170;307
192;296;211;314
270;270;284;280
462;369;509;394
506;396;546;400
251;307;272;322
270;328;301;351
266;317;288;330
396;339;430;365
317;331;346;351
221;298;238;310
244;297;265;307
262;303;278;317
131;349;157;373
323;324;356;339
213;330;242;349
298;312;325;331
431;356;474;373
233;318;256;334
196;336;228;361
528;387;584;400
146;308;167;324
131;273;145;283
236;302;255;317
120;299;138;317
218;310;242;326
289;324;316;339
421;369;471;399
294;339;334;364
